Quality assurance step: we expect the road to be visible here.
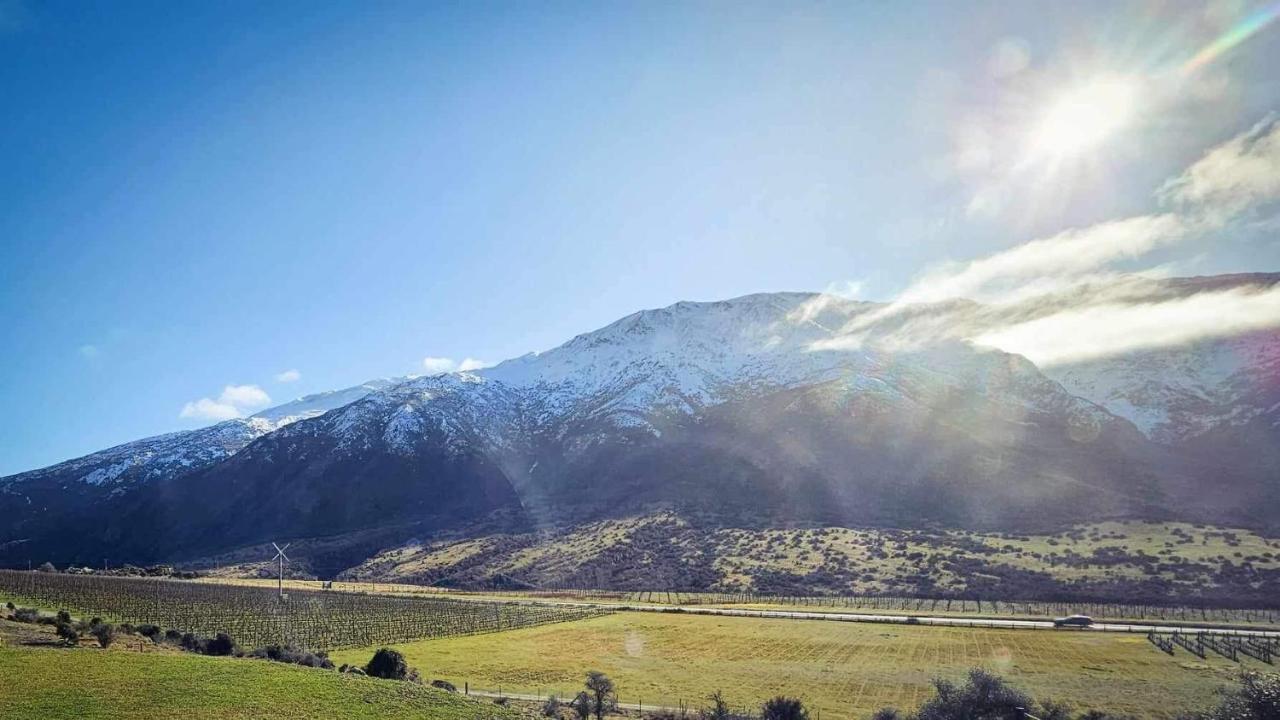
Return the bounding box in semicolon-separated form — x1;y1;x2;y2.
514;600;1280;638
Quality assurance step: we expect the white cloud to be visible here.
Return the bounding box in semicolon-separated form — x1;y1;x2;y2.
899;214;1188;304
274;369;301;383
824;280;865;300
1160;114;1280;218
421;356;490;374
973;285;1280;366
421;356;457;374
180;384;273;422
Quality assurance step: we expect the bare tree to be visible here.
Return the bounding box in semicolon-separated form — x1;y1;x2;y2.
585;671;616;720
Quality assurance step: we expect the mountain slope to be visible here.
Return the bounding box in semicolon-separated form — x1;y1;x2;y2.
1;279;1276;574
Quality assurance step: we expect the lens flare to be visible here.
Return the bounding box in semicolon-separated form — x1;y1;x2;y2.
1181;1;1280;75
1030;77;1137;161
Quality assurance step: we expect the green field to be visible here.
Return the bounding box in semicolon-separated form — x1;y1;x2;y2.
332;612;1256;718
0;644;516;720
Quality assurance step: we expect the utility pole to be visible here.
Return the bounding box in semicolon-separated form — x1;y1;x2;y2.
271;543;290;599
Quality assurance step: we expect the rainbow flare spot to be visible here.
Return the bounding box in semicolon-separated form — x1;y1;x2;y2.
1181;1;1280;75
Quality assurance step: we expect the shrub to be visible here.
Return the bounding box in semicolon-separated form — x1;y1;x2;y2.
915;669;1033;720
91;623;117;648
203;632;236;656
13;607;41;624
56;610;72;624
137;624;162;639
180;632;205;652
55;621;79;645
5;601;13;610
163;629;183;643
1199;670;1280;720
431;679;457;693
118;623;135;634
761;696;808;720
365;648;411;680
248;643;333;669
542;695;562;717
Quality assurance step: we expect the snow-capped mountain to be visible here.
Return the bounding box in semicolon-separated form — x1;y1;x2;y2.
0;379;398;490
1;277;1276;570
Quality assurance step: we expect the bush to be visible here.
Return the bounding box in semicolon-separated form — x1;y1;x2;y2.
1199;670;1280;720
91;623;117;648
180;632;205;652
137;624;162;639
55;621;79;645
204;632;236;656
56;610;72;624
915;669;1034;720
13;607;41;624
542;695;562;716
761;697;808;720
163;629;183;643
249;644;333;669
5;601;14;610
365;648;411;680
431;679;457;693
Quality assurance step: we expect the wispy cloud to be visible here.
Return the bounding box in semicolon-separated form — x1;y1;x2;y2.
180;384;272;422
274;369;301;383
973;284;1280;366
457;358;491;372
1160;114;1280;218
809;113;1280;365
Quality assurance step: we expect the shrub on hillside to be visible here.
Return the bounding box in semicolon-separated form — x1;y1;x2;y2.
13;607;41;624
90;623;117;648
137;624;162;639
180;632;204;652
163;629;182;643
55;621;79;645
204;632;237;656
761;696;808;720
56;610;72;624
431;679;457;692
365;648;414;680
915;669;1033;720
248;643;332;668
1196;670;1280;720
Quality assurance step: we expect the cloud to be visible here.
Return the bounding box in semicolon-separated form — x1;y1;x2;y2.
899;214;1188;304
77;344;100;359
274;369;301;383
421;356;457;374
1160;114;1280;218
421;356;490;374
180;384;272;421
973;285;1280;366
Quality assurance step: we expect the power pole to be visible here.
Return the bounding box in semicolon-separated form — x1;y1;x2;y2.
271;543;291;599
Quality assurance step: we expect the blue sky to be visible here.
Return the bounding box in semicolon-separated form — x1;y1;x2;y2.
2;0;1279;475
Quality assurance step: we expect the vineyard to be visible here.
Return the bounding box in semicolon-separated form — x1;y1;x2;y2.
608;591;1280;625
0;570;606;650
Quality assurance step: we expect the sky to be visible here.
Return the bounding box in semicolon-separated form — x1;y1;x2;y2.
2;0;1280;475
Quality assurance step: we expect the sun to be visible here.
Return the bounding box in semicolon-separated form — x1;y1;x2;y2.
1029;77;1137;161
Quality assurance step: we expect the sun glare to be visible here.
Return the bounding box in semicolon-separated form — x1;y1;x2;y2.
1030;77;1137;161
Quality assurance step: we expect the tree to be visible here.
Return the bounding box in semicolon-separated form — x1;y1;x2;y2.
365;648;411;680
204;632;236;656
572;691;592;720
585;670;616;720
761;696;808;720
55;621;79;646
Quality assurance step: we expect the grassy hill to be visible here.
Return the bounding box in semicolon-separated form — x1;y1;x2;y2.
0;643;518;720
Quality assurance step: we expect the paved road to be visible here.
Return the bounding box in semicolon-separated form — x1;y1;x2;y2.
517;599;1280;638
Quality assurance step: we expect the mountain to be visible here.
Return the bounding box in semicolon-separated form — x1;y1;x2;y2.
1;276;1276;577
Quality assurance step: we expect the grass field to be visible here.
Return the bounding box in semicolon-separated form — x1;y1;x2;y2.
0;644;517;720
332;612;1258;718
